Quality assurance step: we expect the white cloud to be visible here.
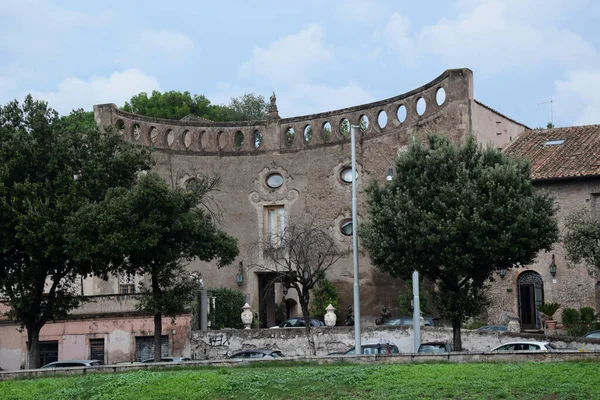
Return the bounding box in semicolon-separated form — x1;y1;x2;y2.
554;69;600;126
335;0;385;23
380;0;598;74
125;30;196;65
277;82;375;117
28;69;161;115
238;24;332;85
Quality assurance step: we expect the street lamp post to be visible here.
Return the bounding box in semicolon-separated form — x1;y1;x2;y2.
350;125;361;355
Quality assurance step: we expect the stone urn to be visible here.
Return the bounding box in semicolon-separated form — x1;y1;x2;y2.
507;317;521;333
324;304;337;327
241;303;253;329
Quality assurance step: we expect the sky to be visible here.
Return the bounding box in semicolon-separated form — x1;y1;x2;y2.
1;0;600;128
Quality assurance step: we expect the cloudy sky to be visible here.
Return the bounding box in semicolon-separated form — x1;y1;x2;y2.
1;0;599;128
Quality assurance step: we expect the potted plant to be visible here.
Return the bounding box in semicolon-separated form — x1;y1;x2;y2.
537;302;561;329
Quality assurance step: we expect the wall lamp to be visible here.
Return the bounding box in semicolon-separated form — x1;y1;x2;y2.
386;167;394;182
499;269;506;279
549;254;557;277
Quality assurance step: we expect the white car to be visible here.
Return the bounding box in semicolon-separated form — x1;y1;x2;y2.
490;341;556;352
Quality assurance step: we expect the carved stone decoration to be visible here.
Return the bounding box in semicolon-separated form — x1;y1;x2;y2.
241;303;253;329
268;91;280;122
507;317;521;333
324;304;337;327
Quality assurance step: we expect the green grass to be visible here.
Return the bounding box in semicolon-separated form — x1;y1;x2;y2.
1;361;599;399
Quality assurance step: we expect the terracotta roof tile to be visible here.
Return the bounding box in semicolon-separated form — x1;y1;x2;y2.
504;124;600;180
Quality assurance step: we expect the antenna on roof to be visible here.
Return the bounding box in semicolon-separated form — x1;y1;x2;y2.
537;97;554;128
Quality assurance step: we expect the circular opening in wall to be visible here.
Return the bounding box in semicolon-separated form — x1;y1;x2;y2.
253;130;262;148
235;131;244;149
397;105;407;123
166;129;175;147
416;98;426;116
217;131;226;149
378;110;388;128
340;167;358;184
116;119;125;134
436;87;446;106
149;127;158;144
304;125;313;143
285;127;295;146
322;122;332;142
339;118;350;137
266;173;284;189
340;219;353;236
132;124;141;141
359;115;369;133
183;130;192;149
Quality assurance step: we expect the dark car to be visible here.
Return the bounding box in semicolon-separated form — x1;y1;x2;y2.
330;343;400;356
383;316;437;327
41;360;103;369
584;330;600;339
270;318;325;328
418;342;453;353
141;357;191;363
477;325;508;332
227;349;285;360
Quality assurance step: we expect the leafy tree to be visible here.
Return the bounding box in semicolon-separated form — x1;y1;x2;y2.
359;134;559;350
397;279;430;316
209;287;245;329
563;209;600;276
226;93;268;121
122;91;268;122
59;109;96;131
252;218;343;354
0;97;152;368
68;172;238;362
309;277;339;321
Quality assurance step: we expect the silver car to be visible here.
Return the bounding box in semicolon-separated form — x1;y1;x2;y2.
41;360;103;369
490;341;556;352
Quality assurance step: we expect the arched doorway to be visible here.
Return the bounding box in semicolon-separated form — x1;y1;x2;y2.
517;271;544;329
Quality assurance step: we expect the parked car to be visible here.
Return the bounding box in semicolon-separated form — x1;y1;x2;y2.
329;343;400;356
41;360;103;369
418;342;453;353
141;357;191;363
584;330;600;339
270;317;325;328
477;325;508;332
227;349;284;360
383;316;438;327
490;341;556;352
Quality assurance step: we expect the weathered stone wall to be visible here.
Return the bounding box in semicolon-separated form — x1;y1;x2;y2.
92;68;526;322
486;178;600;325
190;326;600;359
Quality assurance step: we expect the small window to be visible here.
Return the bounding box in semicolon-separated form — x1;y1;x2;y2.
119;273;135;294
265;206;285;247
340;167;357;183
544;139;565;146
340;220;353;236
266;173;284;189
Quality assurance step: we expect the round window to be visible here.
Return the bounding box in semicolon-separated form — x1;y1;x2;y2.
266;173;284;189
340;220;353;236
340;167;357;183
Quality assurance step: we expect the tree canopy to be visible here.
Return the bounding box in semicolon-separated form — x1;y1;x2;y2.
0;96;153;368
68;172;239;361
563;209;600;274
359;134;559;350
122;90;268;121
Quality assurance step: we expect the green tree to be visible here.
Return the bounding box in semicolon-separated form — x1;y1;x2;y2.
226;93;268;121
309;277;339;321
209;287;245;329
0;96;152;368
359;134;559;350
397;279;429;316
563;209;600;276
68;172;238;362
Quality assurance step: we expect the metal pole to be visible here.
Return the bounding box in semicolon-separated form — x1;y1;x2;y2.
200;289;208;331
350;125;361;355
412;270;421;352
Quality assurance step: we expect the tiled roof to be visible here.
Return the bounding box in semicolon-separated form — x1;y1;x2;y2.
504;124;600;180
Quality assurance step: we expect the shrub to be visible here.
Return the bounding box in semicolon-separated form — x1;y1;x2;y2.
209;287;245;329
561;307;596;337
463;318;487;330
562;308;580;327
537;302;561;320
580;307;596;324
310;278;339;321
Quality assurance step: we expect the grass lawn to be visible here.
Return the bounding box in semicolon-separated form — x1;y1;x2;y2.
1;361;598;400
